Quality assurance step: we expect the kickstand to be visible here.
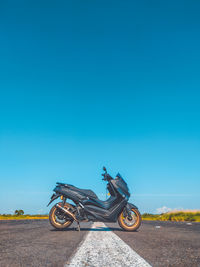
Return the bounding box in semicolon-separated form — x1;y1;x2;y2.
75;222;80;231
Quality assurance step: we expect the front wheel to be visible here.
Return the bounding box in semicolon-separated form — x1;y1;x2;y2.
49;203;74;230
118;208;141;231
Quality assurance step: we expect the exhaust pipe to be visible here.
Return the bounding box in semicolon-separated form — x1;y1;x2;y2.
56;204;78;222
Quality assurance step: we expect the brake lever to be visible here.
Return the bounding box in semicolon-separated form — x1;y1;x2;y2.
102;174;106;181
102;173;107;181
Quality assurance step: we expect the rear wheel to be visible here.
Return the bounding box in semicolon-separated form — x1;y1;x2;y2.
118;208;141;231
49;203;74;230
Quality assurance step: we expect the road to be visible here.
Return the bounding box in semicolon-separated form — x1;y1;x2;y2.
0;220;199;267
107;220;200;267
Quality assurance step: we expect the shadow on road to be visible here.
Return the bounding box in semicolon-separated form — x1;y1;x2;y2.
51;226;123;232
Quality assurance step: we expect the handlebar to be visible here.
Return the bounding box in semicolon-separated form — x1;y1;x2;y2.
102;173;113;181
102;173;106;181
102;166;113;181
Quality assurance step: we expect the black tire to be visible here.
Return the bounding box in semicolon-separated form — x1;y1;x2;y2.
49;203;74;230
118;208;141;231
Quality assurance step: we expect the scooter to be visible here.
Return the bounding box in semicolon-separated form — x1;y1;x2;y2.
47;167;141;231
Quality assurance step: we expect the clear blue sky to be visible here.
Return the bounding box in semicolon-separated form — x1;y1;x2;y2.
0;0;200;214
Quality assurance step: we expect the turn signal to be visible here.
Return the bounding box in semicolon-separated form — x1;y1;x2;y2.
60;195;63;200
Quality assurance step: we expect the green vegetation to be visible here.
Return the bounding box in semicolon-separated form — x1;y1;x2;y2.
1;211;200;222
0;209;48;220
0;214;48;220
142;211;200;222
14;209;24;216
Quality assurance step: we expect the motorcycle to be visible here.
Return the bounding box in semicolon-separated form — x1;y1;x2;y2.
47;167;141;231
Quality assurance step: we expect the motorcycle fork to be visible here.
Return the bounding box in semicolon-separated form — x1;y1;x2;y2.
123;206;132;220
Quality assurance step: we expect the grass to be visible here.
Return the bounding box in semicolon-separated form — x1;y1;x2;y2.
1;211;200;222
0;214;48;220
142;211;200;222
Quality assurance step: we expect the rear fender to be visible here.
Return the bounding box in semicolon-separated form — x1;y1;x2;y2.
47;193;61;207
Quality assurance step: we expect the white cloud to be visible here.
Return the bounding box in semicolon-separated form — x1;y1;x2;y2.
156;206;185;214
9;209;14;214
38;209;44;214
156;206;172;214
134;194;194;197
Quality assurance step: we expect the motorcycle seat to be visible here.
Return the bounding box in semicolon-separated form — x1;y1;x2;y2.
63;184;98;199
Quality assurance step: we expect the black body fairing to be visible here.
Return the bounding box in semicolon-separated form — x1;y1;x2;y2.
48;171;133;223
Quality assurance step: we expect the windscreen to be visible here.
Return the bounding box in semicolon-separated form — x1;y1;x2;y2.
114;173;130;197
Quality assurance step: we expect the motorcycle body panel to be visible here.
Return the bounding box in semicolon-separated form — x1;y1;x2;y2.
48;171;138;224
83;198;127;222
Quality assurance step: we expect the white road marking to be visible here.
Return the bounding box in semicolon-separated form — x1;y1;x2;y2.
65;222;151;267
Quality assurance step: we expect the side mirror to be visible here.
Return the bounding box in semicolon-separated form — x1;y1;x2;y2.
103;166;107;172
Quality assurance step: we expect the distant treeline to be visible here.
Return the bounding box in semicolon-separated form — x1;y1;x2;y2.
1;211;200;222
0;214;48;220
142;211;200;222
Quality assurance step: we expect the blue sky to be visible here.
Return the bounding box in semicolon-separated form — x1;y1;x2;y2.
0;0;200;214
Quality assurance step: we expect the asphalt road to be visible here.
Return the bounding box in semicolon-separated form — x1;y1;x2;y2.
0;220;91;267
107;221;200;267
0;220;200;267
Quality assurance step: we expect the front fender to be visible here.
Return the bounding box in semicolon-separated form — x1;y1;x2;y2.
127;202;138;210
122;202;139;219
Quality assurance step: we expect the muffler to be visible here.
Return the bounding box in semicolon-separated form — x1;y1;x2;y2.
56;204;78;222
